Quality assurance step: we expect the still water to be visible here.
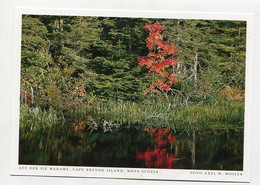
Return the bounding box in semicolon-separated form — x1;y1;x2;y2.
19;126;243;170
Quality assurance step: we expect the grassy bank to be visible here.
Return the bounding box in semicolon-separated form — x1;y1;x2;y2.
20;97;244;133
87;98;244;132
20;104;64;132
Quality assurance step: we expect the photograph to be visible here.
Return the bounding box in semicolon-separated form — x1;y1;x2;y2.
11;9;253;182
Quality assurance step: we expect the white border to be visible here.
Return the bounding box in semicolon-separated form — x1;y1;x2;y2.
11;7;254;182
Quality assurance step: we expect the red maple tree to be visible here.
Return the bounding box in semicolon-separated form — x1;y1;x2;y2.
137;22;181;93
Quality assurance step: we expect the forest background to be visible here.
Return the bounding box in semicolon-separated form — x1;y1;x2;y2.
20;15;246;132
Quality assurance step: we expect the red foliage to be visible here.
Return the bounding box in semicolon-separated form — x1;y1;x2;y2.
73;121;85;132
21;92;31;100
137;22;181;92
135;128;176;169
21;92;32;107
136;148;175;168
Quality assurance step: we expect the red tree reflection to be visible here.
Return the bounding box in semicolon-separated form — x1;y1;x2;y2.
136;128;176;168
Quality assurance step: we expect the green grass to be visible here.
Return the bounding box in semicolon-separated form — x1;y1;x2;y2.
19;98;244;133
20;104;64;132
87;98;244;132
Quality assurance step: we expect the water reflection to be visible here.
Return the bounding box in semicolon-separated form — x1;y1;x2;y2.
136;128;176;168
19;125;243;170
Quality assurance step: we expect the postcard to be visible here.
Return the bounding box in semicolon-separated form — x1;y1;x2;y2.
11;8;254;182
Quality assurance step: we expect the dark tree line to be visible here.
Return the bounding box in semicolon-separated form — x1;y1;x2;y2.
21;15;246;111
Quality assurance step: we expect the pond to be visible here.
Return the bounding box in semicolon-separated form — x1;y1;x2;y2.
19;125;243;170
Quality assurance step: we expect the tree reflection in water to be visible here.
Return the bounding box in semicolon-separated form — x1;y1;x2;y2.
19;124;243;170
136;128;177;168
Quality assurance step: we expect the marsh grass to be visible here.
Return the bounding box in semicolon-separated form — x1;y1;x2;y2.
19;98;244;133
20;104;64;132
86;98;244;132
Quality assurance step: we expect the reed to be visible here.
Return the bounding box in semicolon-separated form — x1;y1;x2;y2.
20;104;64;131
87;98;244;132
19;97;244;133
